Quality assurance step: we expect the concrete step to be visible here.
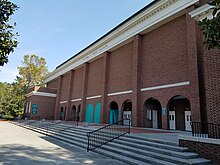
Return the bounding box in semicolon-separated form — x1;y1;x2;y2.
109;139;199;159
94;148;152;165
95;147;176;165
116;136;188;152
104;142;210;164
51;133;87;149
10;121;211;165
49;131;88;148
126;134;179;146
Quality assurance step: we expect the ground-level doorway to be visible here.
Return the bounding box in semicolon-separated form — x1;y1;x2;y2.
144;98;162;129
71;105;76;120
60;106;66;120
109;101;119;124
168;95;191;131
77;105;81;121
122;100;132;126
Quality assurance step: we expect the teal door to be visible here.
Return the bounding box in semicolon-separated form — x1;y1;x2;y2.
109;109;118;124
94;102;101;124
85;104;93;123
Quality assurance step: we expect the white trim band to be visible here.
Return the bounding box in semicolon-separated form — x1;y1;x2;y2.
71;98;82;102
107;90;132;96
26;91;57;98
60;101;67;104
86;95;101;100
141;81;190;92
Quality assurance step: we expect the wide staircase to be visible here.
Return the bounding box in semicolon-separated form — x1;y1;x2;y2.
10;120;212;165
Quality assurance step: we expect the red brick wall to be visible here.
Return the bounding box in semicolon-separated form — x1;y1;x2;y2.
180;139;220;164
27;95;56;119
86;98;102;108
43;9;216;127
87;57;103;96
202;48;220;124
108;41;133;93
71;67;84;99
47;78;59;89
60;74;69;101
136;15;192;128
140;15;188;88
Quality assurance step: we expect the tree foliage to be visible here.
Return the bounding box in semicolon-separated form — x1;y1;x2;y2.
17;54;49;89
199;0;220;50
0;82;21;118
0;54;49;118
0;0;19;66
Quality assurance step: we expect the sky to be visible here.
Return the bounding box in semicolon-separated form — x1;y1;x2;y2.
0;0;153;83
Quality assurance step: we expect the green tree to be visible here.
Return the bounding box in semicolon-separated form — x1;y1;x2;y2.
0;55;49;118
199;0;220;50
0;82;19;118
15;54;49;115
0;0;19;66
17;54;49;89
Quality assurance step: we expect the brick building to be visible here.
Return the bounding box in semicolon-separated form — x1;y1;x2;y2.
25;0;220;131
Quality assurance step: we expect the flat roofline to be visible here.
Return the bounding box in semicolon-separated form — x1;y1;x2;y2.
56;0;160;69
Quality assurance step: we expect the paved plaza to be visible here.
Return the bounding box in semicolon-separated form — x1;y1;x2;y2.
0;122;126;165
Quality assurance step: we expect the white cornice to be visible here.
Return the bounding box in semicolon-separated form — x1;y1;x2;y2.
189;4;213;21
44;0;199;83
26;91;57;98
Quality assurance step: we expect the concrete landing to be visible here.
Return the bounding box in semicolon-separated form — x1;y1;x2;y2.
0;122;126;165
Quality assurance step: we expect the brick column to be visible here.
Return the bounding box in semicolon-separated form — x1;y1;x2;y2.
80;63;89;122
54;76;63;120
66;70;74;120
186;9;201;122
132;35;142;127
101;52;110;124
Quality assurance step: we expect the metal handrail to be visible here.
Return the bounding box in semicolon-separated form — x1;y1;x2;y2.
65;116;80;126
45;120;61;136
87;118;131;152
191;122;220;139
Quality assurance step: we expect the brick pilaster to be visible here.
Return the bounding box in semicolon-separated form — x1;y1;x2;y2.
80;63;89;122
101;52;110;124
66;70;74;120
186;9;201;122
54;76;63;120
132;35;142;127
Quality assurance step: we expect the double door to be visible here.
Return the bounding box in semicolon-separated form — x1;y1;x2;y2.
123;111;132;126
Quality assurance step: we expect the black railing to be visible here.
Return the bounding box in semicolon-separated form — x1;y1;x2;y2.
45;120;61;136
87;118;131;152
191;122;220;139
66;116;80;126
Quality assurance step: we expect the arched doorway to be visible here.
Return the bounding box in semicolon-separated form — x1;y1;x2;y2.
94;102;101;124
122;100;132;126
168;95;191;131
71;105;76;121
144;98;162;129
76;105;81;121
60;106;64;120
109;101;119;124
85;104;93;123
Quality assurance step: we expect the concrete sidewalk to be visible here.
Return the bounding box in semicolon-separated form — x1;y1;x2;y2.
0;122;126;165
